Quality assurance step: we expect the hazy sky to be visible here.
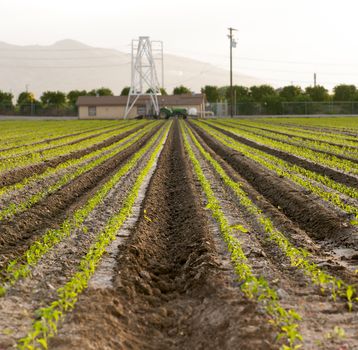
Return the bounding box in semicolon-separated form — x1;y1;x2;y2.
1;0;358;88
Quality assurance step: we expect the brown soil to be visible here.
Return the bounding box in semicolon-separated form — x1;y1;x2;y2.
0;129;166;349
0;123;147;188
49;120;275;350
0;124;161;269
188;124;358;282
190;122;355;244
185;123;358;349
207;122;358;188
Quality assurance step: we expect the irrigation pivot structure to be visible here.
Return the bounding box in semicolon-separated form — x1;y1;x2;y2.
125;37;163;118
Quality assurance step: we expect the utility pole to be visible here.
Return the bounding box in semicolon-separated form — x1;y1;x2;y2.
314;73;317;87
228;27;237;117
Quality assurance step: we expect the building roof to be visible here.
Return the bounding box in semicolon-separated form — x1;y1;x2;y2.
77;94;205;107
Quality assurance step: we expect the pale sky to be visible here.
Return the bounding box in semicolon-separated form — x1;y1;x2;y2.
1;0;358;89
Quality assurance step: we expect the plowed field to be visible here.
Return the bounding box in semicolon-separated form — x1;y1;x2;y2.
0;117;357;350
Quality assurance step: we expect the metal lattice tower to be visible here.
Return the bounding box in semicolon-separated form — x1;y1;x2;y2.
124;37;163;118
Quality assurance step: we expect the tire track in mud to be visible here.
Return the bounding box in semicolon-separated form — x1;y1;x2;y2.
185;123;358;349
206;122;358;188
191;122;356;245
0;128;166;349
0;124;161;269
49;120;275;350
0;123;146;187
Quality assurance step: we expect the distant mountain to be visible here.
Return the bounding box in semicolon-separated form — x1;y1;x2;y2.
0;39;261;98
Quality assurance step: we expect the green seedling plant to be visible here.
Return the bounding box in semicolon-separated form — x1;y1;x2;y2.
0;121;138;160
0;121;157;221
217;119;358;161
204;119;358;176
0;121;147;199
0;121;148;174
194;121;358;224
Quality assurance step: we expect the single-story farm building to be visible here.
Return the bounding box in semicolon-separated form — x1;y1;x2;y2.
77;94;206;119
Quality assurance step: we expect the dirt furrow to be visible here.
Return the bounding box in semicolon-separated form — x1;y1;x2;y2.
206;122;358;188
48;119;275;350
185;125;358;349
0;124;161;269
191;122;357;245
0;123;147;187
0;129;165;349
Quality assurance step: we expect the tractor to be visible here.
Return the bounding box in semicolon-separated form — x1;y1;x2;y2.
159;107;188;119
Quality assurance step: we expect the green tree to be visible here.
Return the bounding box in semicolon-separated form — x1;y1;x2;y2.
201;85;220;103
305;85;330;101
262;95;283;114
0;91;14;110
226;85;252;103
279;85;303;101
160;87;168;95
120;87;130;96
17;91;35;106
40;91;67;108
250;85;276;102
67;90;87;108
16;91;40;113
333;84;357;101
89;87;114;96
217;86;228;101
173;85;191;95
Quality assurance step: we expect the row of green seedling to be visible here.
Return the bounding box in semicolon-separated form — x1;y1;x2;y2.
185;122;357;312
0;122;159;221
180;121;302;350
204;121;358;200
0;122;167;297
194;121;358;223
261;117;358;134
0;121;148;173
0;121;136;158
205;120;358;176
0;120;120;149
228;119;358;148
0;121;151;199
17;121;171;350
220;119;358;161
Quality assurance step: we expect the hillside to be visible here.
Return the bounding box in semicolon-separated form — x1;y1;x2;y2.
0;39;261;97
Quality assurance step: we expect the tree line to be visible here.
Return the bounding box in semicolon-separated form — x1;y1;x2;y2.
201;84;358;103
0;83;358;115
0;86;190;114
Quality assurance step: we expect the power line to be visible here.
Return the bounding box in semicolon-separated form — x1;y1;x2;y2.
0;54;127;61
0;61;131;69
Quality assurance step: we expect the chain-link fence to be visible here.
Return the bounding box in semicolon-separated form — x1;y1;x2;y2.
0;103;77;116
206;101;358;116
